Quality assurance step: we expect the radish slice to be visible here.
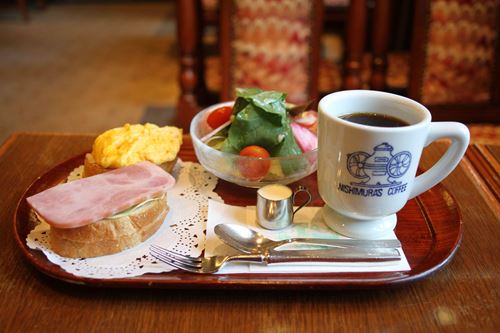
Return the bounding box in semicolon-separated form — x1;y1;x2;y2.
293;110;318;128
290;122;318;152
201;119;232;143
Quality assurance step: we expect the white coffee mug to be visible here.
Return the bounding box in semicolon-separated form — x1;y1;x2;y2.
318;90;470;239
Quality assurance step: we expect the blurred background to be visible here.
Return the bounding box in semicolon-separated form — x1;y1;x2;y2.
0;0;179;143
1;0;499;144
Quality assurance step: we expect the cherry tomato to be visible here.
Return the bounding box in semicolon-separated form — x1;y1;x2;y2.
238;145;271;181
207;106;233;129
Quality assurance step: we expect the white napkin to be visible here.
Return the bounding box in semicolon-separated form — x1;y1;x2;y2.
205;199;411;274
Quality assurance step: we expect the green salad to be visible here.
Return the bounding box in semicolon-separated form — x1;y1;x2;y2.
205;88;316;179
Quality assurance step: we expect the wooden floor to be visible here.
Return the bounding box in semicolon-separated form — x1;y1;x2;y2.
0;2;178;144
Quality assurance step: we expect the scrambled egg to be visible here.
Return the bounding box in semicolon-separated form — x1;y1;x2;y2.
92;123;183;168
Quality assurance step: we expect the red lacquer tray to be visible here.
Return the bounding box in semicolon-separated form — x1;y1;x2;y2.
13;153;462;289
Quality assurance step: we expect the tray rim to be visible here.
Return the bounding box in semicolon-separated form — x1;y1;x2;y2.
13;153;463;289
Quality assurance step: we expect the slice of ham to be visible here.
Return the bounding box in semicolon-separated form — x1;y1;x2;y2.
27;161;175;229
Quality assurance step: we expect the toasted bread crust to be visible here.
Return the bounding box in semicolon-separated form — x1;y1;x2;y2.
83;153;177;177
50;196;168;258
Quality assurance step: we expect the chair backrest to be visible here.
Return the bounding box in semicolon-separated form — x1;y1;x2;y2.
408;0;500;122
219;0;324;105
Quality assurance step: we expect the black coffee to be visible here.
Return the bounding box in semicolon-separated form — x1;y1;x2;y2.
340;112;410;127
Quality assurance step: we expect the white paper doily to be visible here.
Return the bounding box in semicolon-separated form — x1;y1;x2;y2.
26;161;222;279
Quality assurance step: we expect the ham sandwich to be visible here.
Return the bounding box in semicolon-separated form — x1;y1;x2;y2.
27;161;175;229
26;161;176;258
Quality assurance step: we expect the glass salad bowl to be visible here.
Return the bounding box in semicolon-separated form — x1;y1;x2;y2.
190;101;318;188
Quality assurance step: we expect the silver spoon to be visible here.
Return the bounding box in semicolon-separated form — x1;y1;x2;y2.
214;223;401;254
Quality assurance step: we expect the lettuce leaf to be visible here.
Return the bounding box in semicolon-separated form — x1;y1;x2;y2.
222;88;301;153
221;88;304;174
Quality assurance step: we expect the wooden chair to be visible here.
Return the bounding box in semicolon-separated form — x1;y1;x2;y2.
176;0;324;131
408;0;500;122
177;0;499;131
343;0;500;123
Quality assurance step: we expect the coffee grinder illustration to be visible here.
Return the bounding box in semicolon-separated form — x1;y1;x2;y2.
347;142;411;187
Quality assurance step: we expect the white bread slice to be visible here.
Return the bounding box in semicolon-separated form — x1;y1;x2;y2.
83;153;177;177
49;195;168;258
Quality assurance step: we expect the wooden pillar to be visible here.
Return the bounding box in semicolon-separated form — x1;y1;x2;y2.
493;30;500;104
371;0;391;90
408;0;430;101
219;0;232;102
343;0;367;90
176;0;206;132
17;0;29;21
309;0;325;103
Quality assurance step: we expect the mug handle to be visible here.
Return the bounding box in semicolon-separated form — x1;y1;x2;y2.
292;186;312;215
409;122;470;199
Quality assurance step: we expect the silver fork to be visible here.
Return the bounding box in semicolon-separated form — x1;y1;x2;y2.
150;244;401;274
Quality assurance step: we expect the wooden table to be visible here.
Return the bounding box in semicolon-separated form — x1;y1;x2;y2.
0;133;498;332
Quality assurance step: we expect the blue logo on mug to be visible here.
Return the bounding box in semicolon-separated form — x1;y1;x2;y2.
338;143;411;197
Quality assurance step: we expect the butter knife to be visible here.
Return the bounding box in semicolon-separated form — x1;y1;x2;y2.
263;247;401;263
218;248;401;265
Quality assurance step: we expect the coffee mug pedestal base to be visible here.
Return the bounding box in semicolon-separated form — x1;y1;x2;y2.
322;206;397;239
